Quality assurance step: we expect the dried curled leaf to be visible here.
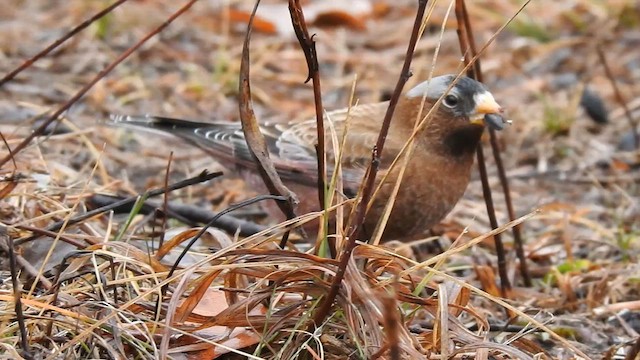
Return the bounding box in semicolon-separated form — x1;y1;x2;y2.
238;0;299;219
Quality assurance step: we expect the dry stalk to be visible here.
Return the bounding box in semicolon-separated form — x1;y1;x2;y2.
238;0;297;248
312;0;429;330
0;230;32;359
288;0;327;218
0;0;129;87
454;0;527;292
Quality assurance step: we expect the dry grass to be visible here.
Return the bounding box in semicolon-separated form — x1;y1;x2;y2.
0;0;639;359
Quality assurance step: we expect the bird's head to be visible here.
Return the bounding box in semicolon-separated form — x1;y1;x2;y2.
405;74;506;130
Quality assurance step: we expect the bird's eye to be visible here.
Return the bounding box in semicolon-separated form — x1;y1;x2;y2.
443;94;459;108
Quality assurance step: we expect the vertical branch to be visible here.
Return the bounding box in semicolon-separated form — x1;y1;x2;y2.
624;336;640;360
455;0;528;292
288;0;334;256
288;0;326;212
238;0;297;248
1;231;33;360
312;0;428;329
596;44;639;149
383;285;401;360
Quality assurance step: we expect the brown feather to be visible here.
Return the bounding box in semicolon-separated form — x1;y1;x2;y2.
110;75;505;241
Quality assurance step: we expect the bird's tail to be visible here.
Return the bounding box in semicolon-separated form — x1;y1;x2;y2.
109;114;212;130
107;114;243;161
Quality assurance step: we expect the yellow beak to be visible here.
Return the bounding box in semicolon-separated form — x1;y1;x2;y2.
470;91;503;126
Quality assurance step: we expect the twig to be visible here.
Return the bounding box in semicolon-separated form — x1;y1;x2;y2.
0;132;18;171
0;0;200;168
596;44;639;149
238;0;296;249
475;146;511;294
455;0;525;291
14;225;93;247
625;336;640;360
312;0;428;329
383;288;400;360
13;170;222;246
288;0;333;256
0;0;129;87
87;194;267;236
0;230;33;360
165;194;287;281
0;239;52;289
288;0;326;211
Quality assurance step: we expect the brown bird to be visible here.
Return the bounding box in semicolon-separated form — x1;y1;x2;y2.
110;74;506;241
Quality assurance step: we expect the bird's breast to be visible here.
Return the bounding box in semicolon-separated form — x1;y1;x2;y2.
366;151;475;240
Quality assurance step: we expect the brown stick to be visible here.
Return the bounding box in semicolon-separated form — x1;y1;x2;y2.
312;0;428;329
289;0;337;259
288;0;333;256
455;0;527;291
0;231;33;359
625;336;640;360
383;288;401;360
288;0;326;211
0;0;200;168
87;194;267;236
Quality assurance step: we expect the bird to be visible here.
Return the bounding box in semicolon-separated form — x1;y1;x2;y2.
109;74;507;241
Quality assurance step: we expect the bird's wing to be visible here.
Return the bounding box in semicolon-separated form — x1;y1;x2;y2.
278;102;391;169
110;102;393;191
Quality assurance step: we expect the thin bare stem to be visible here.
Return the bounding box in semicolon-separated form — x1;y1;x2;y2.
312;0;428;329
455;0;528;291
1;232;32;359
0;0;199;168
383;289;400;360
0;0;129;87
475;146;511;294
625;336;640;360
88;194;267;236
288;0;326;209
288;0;333;256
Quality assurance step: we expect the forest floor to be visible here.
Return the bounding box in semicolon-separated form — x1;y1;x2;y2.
0;0;639;359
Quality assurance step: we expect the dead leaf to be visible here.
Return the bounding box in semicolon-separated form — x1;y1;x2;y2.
238;0;298;221
171;287;264;359
227;0;374;36
228;9;278;34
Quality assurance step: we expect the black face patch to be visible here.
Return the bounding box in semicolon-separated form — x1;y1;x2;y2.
443;125;484;157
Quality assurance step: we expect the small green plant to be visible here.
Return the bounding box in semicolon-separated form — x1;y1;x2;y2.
616;228;638;262
618;4;640;29
509;18;553;43
543;259;592;285
540;96;574;137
